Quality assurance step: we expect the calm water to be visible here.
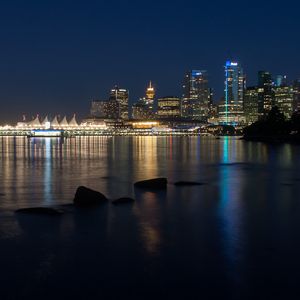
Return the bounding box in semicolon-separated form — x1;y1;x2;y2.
1;136;300;299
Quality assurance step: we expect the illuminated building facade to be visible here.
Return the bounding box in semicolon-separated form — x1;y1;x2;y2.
157;97;181;119
273;85;294;119
293;79;300;112
257;71;274;115
90;100;119;119
90;100;107;118
244;87;259;125
218;61;245;125
182;70;211;121
132;100;150;119
146;81;155;101
109;86;129;119
132;81;155;119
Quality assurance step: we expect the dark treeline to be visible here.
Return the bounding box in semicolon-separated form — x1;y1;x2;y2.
243;107;300;143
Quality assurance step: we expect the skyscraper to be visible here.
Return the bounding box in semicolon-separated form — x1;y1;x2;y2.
218;61;245;125
182;70;211;121
244;87;259;125
109;86;129;119
293;79;300;112
274;85;294;119
257;71;274;115
132;81;155;119
146;81;155;101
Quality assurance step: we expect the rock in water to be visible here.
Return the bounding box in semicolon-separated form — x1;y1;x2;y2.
74;186;108;207
174;181;205;186
112;197;135;205
134;178;167;189
16;207;64;215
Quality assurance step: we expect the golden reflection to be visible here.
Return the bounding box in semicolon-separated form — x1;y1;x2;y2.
133;136;158;180
133;191;162;255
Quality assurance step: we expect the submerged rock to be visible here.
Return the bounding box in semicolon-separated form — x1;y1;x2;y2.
134;178;167;189
73;186;108;207
112;197;135;205
0;193;5;196
174;181;205;186
16;207;64;215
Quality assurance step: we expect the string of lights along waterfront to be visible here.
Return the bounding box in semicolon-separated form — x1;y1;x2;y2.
1;60;300;136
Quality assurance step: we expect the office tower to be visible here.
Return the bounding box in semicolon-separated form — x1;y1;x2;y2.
257;71;274;115
90;100;107;118
274;85;294;119
132;101;148;119
146;81;155;101
218;61;245;125
293;79;300;112
157;97;181;119
90;100;119;119
182;70;211;121
132;81;156;120
109;86;129;119
244;87;259;125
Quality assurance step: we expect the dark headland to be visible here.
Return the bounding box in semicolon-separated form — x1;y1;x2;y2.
243;106;300;144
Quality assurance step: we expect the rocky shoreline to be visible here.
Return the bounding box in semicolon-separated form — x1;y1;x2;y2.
14;178;206;215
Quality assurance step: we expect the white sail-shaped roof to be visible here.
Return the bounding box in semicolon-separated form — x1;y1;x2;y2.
60;116;69;127
51;116;60;127
69;115;78;127
28;116;41;127
41;116;49;125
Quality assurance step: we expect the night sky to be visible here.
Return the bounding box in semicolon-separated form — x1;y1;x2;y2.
0;0;299;123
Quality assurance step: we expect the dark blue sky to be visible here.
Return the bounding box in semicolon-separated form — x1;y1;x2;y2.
0;0;299;123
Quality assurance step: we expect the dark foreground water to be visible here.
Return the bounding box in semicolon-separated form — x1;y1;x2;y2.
1;136;300;299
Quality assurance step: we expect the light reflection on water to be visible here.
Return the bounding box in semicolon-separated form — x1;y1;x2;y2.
1;136;300;298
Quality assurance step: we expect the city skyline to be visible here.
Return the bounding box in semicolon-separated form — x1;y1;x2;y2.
0;0;299;123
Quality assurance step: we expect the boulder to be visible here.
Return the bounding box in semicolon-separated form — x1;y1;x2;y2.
134;178;167;189
174;181;205;186
74;186;108;207
112;197;135;205
16;207;64;215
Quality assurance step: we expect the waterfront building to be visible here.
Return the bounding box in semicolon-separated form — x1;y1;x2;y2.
69;115;79;127
244;87;259;125
273;85;294;119
181;70;211;121
28;115;42;128
218;61;245;125
257;71;274;115
157;97;181;119
60;116;69;127
51;116;60;127
109;86;129;119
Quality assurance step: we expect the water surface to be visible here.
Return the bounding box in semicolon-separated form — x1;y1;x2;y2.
1;136;300;299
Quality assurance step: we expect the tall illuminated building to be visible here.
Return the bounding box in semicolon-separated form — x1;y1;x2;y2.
218;61;245;125
244;87;259;125
146;81;155;101
293;79;300;112
274;85;294;119
182;70;211;121
109;86;129;119
132;81;155;119
257;71;274;115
